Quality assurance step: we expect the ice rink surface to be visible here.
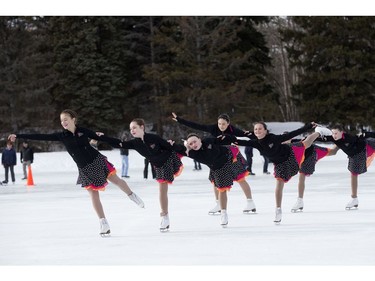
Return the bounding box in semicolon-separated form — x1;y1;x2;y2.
1;147;374;280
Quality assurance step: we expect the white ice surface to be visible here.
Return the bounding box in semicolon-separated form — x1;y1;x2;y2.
1;147;374;279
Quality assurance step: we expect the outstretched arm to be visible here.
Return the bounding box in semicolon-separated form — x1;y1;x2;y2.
363;131;375;138
171;112;213;132
278;122;316;143
8;133;60;142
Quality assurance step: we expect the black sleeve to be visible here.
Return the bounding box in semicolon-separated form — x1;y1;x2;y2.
229;125;248;137
278;123;314;143
364;132;375;138
234;138;257;147
147;134;175;151
17;133;61;141
204;135;236;145
176;116;214;133
171;143;188;156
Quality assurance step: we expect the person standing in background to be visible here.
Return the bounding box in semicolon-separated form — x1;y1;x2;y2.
144;158;156;179
20;141;34;180
120;147;130;178
244;146;255;175
262;155;271;174
193;159;202;171
2;141;17;185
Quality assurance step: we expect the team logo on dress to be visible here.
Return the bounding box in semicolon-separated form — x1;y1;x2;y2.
150;144;156;149
77;132;84;137
269;143;274;148
208;144;212;149
345;143;349;147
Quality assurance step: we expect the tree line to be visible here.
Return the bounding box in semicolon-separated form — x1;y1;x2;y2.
0;16;374;150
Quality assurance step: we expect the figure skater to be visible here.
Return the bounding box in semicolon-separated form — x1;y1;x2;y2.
8;109;144;236
316;125;375;210
234;121;323;223
171;133;249;228
282;135;337;212
100;118;183;232
172;112;256;215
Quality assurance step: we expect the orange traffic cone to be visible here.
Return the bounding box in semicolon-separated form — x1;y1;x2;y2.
26;165;35;186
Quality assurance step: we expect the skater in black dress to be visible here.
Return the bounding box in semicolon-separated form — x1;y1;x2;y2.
234;121;321;223
101;118;183;232
316;125;375;210
282;136;336;212
172;112;257;215
8;109;144;236
171;133;250;227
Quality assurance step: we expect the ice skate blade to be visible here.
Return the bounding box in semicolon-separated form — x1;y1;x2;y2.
291;208;303;213
345;206;358;210
274;221;281;225
243;209;257;214
208;211;221;215
221;224;228;228
160;225;170;232
100;230;111;237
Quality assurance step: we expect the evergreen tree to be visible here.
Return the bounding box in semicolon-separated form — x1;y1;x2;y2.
143;16;272;133
0;16;55;134
47;16;133;133
283;16;375;129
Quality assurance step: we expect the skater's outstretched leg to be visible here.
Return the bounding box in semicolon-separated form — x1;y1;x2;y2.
302;132;320;149
108;173;144;208
108;173;132;195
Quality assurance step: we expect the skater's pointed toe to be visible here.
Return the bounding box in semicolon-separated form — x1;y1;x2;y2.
128;192;145;208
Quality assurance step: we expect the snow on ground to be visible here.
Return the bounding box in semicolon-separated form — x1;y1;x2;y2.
1;147;375;280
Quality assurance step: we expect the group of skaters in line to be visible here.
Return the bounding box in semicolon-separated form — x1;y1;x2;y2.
7;109;375;236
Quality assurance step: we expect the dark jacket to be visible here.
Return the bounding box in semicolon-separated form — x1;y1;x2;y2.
235;123;313;164
105;133;175;168
320;133;366;157
172;135;235;170
120;148;129;156
20;147;34;163
17;127;117;168
175;116;252;138
2;148;17;166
